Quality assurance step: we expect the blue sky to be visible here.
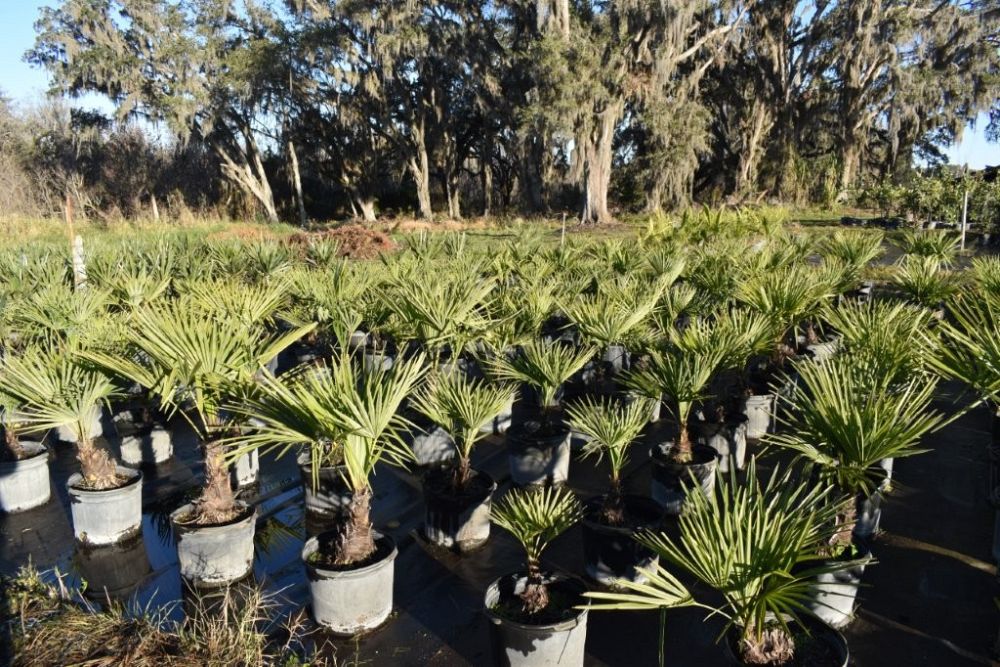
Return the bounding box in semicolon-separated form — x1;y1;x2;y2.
1;1;996;168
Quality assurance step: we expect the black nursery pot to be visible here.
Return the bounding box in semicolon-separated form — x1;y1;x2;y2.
649;442;717;515
581;495;663;585
423;467;497;552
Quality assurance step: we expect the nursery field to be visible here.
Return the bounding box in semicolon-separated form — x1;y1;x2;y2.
1;211;999;667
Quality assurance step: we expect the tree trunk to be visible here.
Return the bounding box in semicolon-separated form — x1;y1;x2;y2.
520;132;546;213
446;171;462;220
0;426;26;462
354;196;377;222
735;102;773;198
197;438;238;524
288;137;307;227
521;556;549;615
481;159;493;217
408;119;433;220
580;103;620;224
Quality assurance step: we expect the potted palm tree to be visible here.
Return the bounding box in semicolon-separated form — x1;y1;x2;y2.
768;357;949;626
770;356;949;540
485;339;594;486
892;256;958;315
586;460;858;666
736;264;834;430
232;354;425;635
81;300;312;585
412;373;516;551
387;269;496;465
561;283;662;382
0;349;134;545
487;486;586;667
0;393;51;513
566;395;663;584
625;342;726;514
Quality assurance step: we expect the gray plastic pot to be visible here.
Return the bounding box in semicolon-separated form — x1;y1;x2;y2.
362;349;394;374
171;502;257;587
806;545;872;629
649;443;717;515
297;452;352;519
67;466;143;545
507;423;571;486
743;393;775;439
423;468;496;552
581;495;661;585
0;441;51;513
303;531;397;636
697;418;748;473
232;449;259;488
119;426;173;466
807;337;841;362
408;424;456;467
484;573;588;667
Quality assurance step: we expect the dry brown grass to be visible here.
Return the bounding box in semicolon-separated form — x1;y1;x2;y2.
1;564;334;667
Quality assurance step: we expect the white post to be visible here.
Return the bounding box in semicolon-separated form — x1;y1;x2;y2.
72;235;87;289
960;187;969;252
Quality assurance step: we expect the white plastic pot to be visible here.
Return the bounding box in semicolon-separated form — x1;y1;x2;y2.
303;531;398;635
0;441;51;512
171;501;257;587
67;466;143;545
119;426;173;466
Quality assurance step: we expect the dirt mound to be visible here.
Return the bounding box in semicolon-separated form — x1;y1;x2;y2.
289;225;397;259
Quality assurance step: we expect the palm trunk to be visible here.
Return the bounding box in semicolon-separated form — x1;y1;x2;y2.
671;404;693;463
452;455;473;492
198;438;238;524
0;426;26;462
77;436;120;489
334;487;375;565
521;556;549;615
601;476;626;526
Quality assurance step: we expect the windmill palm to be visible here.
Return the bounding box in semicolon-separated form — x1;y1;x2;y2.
411;373;516;490
585;460;856;665
892;256;958;310
565;395;652;524
929;294;1000;415
0;348;119;488
492;486;583;615
768;356;951;539
229;354;425;565
80;299;313;523
736;263;834;361
485;338;594;426
625;342;726;463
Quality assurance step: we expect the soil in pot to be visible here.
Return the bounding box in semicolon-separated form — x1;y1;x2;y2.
582;495;662;584
507;420;571;486
649;442;717;514
724;614;849;667
423;467;496;552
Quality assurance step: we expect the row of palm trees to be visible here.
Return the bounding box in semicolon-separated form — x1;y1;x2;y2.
0;221;997;665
